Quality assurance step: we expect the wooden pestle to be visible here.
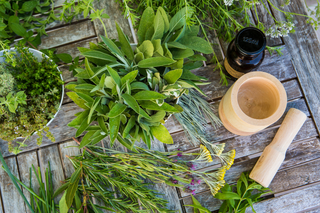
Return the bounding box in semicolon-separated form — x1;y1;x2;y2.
249;108;307;187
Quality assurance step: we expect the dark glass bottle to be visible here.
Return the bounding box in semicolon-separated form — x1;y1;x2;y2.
224;27;266;80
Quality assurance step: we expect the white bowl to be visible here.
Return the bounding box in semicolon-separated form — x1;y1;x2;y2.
0;48;64;136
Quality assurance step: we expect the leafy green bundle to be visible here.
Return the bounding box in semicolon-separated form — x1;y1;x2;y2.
56;143;228;213
0;43;64;154
66;6;212;149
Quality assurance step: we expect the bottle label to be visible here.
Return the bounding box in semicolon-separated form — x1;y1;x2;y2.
224;59;244;79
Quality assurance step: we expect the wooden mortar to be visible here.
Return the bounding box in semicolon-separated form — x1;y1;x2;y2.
249;108;307;187
219;71;287;136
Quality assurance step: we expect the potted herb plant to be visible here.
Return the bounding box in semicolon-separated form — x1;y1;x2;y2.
0;42;64;154
66;6;212;149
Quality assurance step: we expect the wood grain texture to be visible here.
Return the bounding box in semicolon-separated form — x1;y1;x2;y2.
92;0;133;42
0;157;27;213
39;20;95;49
38;145;65;203
0;103;83;158
59;140;80;178
250;0;283;46
56;37;98;59
246;182;320;213
268;0;320;135
17;151;40;213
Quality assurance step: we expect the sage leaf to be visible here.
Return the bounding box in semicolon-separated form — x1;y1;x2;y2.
188;54;207;61
137;40;154;59
131;82;150;91
122;94;150;119
67;92;89;109
82;50;117;62
151;9;164;40
144;23;154;41
109;115;121;145
150;124;173;144
148;110;166;122
98;116;109;134
133;91;166;100
123;116;136;138
59;192;68;213
100;35;124;57
77;92;94;103
121;70;138;85
181;69;207;81
105;76;116;89
167;41;187;49
137;7;155;43
109;103;127;118
138;57;176;68
85;58;99;84
179;36;213;54
116;22;134;61
139;100;181;113
107;66;121;87
152;39;164;56
79;130;96;148
168;6;192;33
75;84;95;91
171;48;194;59
88;97;101;124
134;52;144;63
68;109;90;127
164;69;183;84
158;7;169;33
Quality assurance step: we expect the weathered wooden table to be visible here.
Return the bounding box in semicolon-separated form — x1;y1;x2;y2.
1;0;320;212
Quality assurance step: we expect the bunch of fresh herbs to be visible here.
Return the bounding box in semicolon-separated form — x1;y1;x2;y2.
56;141;231;212
0;42;64;154
66;6;212;150
215;171;272;213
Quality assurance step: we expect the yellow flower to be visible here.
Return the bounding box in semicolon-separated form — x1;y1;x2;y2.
206;179;225;196
219;149;236;170
193;145;213;163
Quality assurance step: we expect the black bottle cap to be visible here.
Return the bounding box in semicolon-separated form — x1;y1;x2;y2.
235;27;266;55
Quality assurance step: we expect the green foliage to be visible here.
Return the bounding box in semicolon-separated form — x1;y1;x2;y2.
67;7;210;150
55;144;228;212
0;44;63;154
215;172;272;213
184;195;211;213
0;64;17;96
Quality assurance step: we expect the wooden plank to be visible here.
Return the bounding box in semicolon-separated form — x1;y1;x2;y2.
193;46;296;102
268;0;320;135
38;145;65;203
39;20;96;49
167;98;312;152
56;37;98;59
0;157;27;213
92;0;133;42
59;140;80;178
250;0;283;46
17;151;40;213
183;137;320;212
246;183;320;213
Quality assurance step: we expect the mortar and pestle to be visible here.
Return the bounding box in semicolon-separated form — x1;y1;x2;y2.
219;71;307;187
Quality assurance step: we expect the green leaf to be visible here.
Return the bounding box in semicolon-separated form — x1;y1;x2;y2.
76;113;95;137
68;110;90;127
0;23;7;31
80;130;96;148
150;124;173;144
59;192;69;213
75;84;95;91
88;97;101;124
138;57;176;68
247;198;256;213
148;110;166;122
77;92;94;103
67;92;89;109
131;82;150;91
116;22;134;61
188;54;207;61
152;39;164;56
171;48;194;59
21;1;38;12
168;7;192;32
98;117;108;134
151;9;164;40
9;23;27;37
179;36;213;54
139;100;181;113
123;116;136;138
109;116;121;145
134;52;144;63
82;51;117;63
107;66;121;87
122;94;150;119
240;172;248;188
100;35;124;57
66;168;81;207
137;40;154;59
133;91;166;100
121;70;138;85
167;41;187;49
158;7;169;33
109;103;127;118
215;192;241;200
105;76;116;89
137;7;155;43
185;25;200;37
85;58;99;84
164;69;183;84
56;53;72;63
181;69;207;81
